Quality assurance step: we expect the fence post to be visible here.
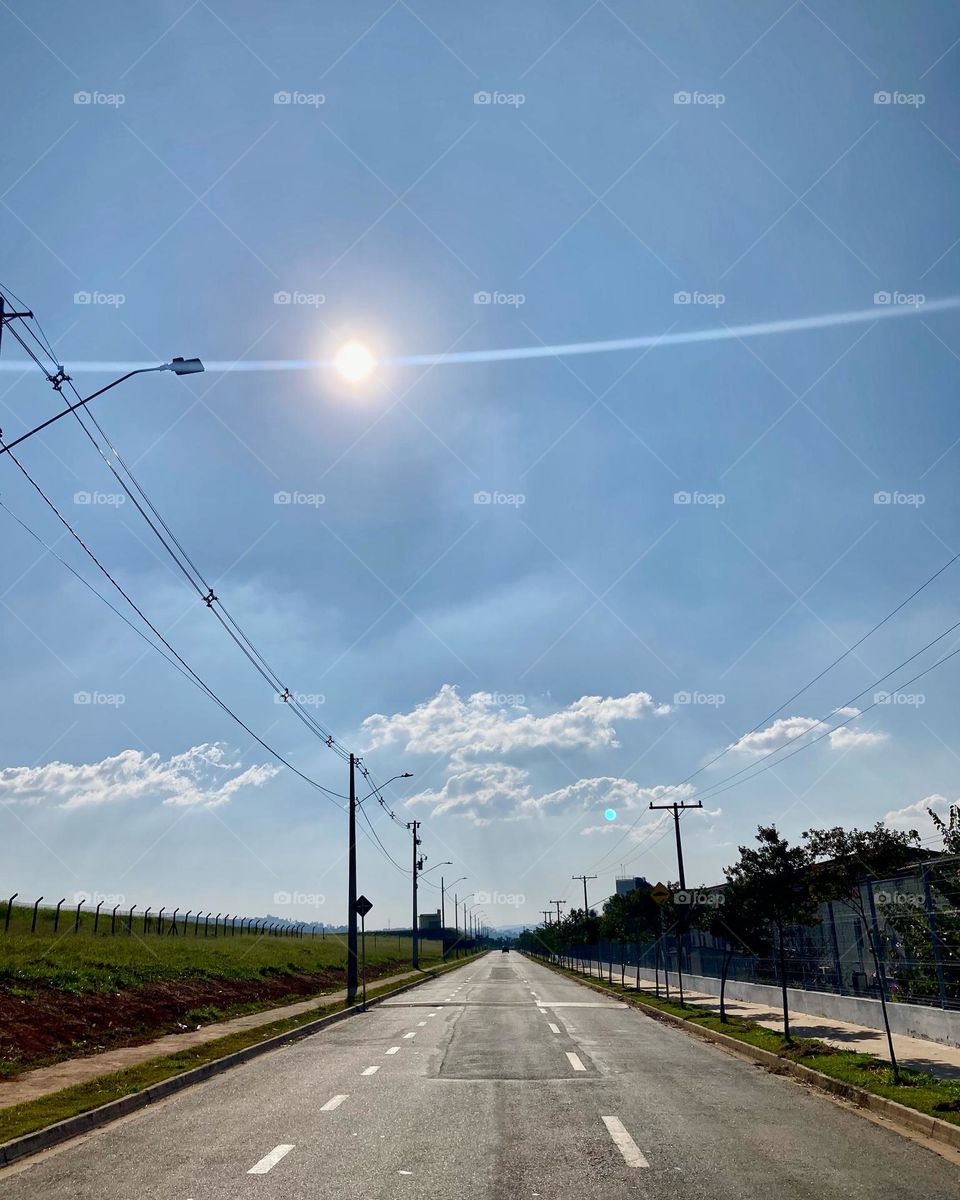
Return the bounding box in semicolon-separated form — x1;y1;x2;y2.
53;897;66;933
74;899;84;933
143;907;151;935
3;892;17;933
827;902;845;995
94;900;103;934
158;907;166;936
31;896;43;933
128;905;136;935
111;904;119;935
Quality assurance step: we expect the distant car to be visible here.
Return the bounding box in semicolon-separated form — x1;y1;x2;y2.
501;946;509;953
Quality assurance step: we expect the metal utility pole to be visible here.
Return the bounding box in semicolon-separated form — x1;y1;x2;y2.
550;899;565;923
347;754;359;1002
541;910;552;925
407;820;421;967
648;800;702;888
572;874;597;913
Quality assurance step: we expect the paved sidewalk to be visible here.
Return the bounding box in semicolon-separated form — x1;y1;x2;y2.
0;964;436;1110
582;961;960;1079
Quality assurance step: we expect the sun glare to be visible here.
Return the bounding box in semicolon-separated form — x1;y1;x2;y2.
334;340;376;382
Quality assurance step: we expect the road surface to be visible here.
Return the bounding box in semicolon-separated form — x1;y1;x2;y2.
3;951;957;1198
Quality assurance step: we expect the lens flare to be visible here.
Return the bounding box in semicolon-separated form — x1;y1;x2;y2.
334;340;376;382
604;808;617;821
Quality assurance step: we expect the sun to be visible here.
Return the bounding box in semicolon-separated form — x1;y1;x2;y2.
334;340;376;382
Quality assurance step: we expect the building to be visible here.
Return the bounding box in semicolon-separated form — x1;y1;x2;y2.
615;876;653;897
418;910;441;931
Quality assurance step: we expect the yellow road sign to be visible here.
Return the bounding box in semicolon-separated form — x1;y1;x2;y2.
650;882;671;905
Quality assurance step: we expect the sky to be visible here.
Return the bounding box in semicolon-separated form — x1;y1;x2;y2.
1;1;960;931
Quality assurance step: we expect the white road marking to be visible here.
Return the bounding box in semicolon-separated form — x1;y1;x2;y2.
565;1052;586;1072
537;1007;548;1014
247;1144;294;1174
548;1022;560;1034
386;1046;400;1054
601;1116;650;1168
403;1031;417;1038
417;1021;427;1026
362;1065;380;1076
321;1094;348;1111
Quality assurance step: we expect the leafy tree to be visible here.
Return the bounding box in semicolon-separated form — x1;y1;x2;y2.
689;880;770;1023
804;822;921;1081
724;826;818;1044
601;888;661;987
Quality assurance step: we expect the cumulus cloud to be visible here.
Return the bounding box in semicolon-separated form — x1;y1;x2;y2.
362;684;670;763
884;793;953;838
728;709;886;756
0;743;279;810
523;778;695;815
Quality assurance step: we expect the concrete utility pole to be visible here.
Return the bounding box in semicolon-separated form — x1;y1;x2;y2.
550;899;565;923
648;800;702;888
572;874;596;913
347;754;358;1001
407;820;422;967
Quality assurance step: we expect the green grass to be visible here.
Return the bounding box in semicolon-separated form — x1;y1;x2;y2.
0;920;442;992
0;954;483;1146
540;957;960;1129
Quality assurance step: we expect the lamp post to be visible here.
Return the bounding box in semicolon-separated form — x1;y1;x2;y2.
0;358;205;457
441;875;465;958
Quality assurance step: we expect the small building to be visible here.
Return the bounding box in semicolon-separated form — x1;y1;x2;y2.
418;910;441;930
615;876;652;897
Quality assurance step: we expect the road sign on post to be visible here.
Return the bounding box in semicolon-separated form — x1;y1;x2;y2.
650;882;671;905
355;895;373;1010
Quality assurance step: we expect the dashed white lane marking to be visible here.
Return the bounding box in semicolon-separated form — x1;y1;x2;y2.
565;1052;586;1072
403;1031;417;1039
601;1116;650;1168
386;1046;400;1054
537;1007;548;1014
362;1066;380;1076
548;1022;560;1034
247;1145;294;1175
417;1021;427;1027
321;1095;349;1111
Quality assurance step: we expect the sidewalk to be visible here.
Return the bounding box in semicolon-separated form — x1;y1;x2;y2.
0;964;432;1110
582;961;960;1080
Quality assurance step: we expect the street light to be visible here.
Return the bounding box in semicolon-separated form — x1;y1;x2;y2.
0;357;205;457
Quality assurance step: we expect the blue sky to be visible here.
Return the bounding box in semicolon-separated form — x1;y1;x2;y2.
2;1;960;929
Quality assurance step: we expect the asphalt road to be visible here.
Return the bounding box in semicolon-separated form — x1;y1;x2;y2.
3;951;957;1198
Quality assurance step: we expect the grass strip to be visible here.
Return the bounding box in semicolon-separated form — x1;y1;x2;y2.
0;954;481;1146
542;959;960;1129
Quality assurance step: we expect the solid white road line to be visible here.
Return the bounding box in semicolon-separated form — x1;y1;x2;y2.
601;1116;650;1168
386;1046;400;1054
565;1052;586;1072
247;1145;294;1174
362;1066;380;1076
320;1095;349;1111
548;1022;560;1034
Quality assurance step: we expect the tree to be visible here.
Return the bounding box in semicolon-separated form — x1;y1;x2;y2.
601;888;660;987
724;826;817;1044
689;880;770;1023
804;822;921;1082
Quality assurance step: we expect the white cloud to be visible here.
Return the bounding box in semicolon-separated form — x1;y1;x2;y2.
362;684;670;762
0;743;279;810
728;708;886;756
522;778;695;815
884;793;953;838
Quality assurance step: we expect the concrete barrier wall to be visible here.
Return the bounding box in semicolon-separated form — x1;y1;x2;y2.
600;961;960;1048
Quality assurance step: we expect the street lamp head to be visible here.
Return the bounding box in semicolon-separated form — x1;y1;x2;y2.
401;772;413;778
165;357;205;375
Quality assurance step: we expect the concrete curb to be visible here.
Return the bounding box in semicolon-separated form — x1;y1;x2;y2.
0;955;481;1169
527;955;960;1154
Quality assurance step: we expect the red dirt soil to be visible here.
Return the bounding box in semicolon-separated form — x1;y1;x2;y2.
0;961;406;1075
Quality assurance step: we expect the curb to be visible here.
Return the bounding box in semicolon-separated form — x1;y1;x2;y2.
525;955;960;1154
0;955;481;1169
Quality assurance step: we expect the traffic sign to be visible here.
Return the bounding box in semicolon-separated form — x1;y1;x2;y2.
650;882;671;905
355;895;373;918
